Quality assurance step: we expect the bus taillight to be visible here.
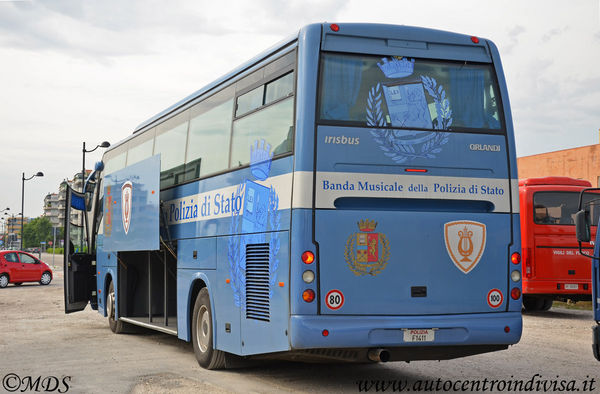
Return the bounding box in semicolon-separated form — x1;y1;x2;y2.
511;288;521;300
511;252;521;264
302;289;315;303
524;248;532;278
330;24;340;32
302;251;315;264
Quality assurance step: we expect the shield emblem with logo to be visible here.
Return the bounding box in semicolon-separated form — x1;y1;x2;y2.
444;220;486;274
344;219;390;276
121;181;133;235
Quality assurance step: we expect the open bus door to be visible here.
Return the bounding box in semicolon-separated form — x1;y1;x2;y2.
63;183;98;313
574;188;600;361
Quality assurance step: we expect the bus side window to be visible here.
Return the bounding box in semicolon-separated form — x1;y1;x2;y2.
154;112;190;188
230;98;294;167
186;87;234;180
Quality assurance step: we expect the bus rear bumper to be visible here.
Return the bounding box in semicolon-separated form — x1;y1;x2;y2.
289;312;522;349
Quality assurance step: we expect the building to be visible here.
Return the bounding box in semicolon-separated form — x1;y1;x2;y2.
4;216;29;249
56;171;90;249
517;132;600;186
43;193;61;227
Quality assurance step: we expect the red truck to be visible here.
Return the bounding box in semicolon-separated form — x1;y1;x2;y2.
519;177;595;311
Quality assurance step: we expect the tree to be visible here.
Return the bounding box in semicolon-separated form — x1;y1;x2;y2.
22;217;54;249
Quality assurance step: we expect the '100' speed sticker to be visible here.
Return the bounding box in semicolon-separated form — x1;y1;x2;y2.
487;289;503;308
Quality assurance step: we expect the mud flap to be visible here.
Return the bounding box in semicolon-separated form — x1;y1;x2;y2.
593;324;600;361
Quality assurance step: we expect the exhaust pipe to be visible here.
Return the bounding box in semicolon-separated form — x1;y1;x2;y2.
368;348;391;363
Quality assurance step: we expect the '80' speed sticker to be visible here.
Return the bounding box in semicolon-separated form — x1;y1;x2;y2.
325;289;344;310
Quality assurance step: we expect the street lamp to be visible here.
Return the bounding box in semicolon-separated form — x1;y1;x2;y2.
82;141;110;193
21;172;43;250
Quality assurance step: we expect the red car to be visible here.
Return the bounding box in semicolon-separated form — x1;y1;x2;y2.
0;250;53;288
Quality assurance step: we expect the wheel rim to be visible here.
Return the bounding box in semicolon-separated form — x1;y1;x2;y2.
196;305;210;353
41;273;51;285
0;276;7;287
107;289;115;319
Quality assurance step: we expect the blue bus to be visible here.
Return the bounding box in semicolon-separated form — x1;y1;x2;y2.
63;23;522;369
574;190;600;361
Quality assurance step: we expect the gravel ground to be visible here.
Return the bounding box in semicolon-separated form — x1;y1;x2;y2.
0;252;597;393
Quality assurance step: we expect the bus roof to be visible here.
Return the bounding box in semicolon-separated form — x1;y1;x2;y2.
99;22;495;157
519;176;592;187
132;30;300;135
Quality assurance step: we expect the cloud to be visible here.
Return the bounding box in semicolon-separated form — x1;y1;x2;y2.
541;26;569;42
503;25;525;54
0;0;348;60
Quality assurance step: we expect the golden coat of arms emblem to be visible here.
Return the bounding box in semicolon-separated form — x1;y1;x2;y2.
444;220;486;274
344;219;391;276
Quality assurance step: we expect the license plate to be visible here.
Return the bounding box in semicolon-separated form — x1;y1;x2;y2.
403;329;435;342
564;284;579;290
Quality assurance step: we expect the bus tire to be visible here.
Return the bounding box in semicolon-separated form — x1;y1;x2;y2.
540;298;553;311
107;281;124;334
192;288;225;370
523;295;544;312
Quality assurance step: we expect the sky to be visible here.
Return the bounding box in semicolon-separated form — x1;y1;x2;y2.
0;0;599;219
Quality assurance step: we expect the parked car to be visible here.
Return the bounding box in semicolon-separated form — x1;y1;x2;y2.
0;250;53;288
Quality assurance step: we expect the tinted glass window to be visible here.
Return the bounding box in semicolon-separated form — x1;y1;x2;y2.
236;86;264;117
154;115;189;188
265;72;294;104
319;53;502;132
533;192;599;226
19;253;36;264
127;131;155;167
230;97;294;167
103;151;127;175
186;98;234;179
5;253;18;263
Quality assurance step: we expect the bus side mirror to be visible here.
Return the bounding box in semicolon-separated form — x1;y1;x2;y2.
575;210;590;243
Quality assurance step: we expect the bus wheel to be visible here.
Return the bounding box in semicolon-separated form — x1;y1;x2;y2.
540;298;553;311
523;295;544;311
192;288;225;370
107;281;124;334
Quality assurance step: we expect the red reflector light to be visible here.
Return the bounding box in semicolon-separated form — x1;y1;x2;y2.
504;326;510;333
511;252;521;265
302;251;315;264
405;168;427;173
322;329;329;337
511;288;521;300
302;289;315;302
330;24;340;32
471;36;479;43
